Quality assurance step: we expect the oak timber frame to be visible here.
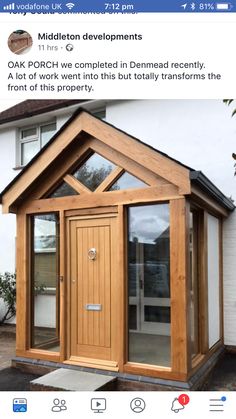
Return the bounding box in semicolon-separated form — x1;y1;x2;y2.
0;110;228;383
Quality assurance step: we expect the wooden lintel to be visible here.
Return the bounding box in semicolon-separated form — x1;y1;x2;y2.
22;185;181;214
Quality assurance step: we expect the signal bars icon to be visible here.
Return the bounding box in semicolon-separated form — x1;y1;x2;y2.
66;2;75;10
3;2;15;10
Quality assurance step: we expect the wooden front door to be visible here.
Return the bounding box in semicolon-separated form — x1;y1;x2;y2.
67;214;118;366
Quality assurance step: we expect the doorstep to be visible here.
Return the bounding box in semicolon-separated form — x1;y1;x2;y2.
30;368;116;391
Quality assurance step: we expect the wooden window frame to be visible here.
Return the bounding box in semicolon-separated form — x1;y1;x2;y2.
28;212;60;354
188;202;224;372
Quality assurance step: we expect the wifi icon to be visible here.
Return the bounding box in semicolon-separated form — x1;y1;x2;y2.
66;2;75;10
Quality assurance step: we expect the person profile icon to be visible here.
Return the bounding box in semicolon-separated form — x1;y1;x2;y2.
52;398;61;412
130;397;146;413
60;400;67;411
51;398;67;412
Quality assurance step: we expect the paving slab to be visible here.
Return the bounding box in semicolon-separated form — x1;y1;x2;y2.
30;368;115;391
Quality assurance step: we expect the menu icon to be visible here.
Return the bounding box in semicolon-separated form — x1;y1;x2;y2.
209;396;226;412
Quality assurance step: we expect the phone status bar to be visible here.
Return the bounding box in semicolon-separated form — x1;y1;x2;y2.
0;1;235;14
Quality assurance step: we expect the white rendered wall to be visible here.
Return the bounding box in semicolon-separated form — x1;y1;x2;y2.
223;210;236;346
0;127;17;273
106;100;236;202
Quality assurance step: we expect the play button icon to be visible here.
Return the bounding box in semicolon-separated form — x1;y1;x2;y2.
91;398;106;413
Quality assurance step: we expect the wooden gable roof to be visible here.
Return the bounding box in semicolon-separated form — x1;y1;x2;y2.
0;108;194;213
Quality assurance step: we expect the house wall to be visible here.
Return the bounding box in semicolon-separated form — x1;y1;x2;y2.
106;100;236;202
0;127;17;273
0;128;17;323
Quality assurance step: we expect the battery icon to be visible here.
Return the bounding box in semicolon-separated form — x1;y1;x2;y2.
216;3;233;10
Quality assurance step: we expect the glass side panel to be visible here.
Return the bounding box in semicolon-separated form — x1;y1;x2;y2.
72;153;116;191
128;204;171;367
207;214;220;348
31;214;60;352
48;182;79;198
190;211;200;359
109;172;147;191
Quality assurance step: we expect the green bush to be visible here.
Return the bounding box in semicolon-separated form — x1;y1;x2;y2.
0;272;16;325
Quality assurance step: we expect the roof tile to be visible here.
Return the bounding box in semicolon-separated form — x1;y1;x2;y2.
0;99;86;125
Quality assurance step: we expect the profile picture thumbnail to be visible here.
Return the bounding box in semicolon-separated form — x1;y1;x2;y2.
8;30;33;55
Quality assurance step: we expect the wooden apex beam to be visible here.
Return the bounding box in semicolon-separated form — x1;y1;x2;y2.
94;166;124;193
64;174;92;194
79;112;191;195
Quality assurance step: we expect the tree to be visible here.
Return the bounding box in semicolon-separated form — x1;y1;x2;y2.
223;99;236;117
224;100;236;173
0;272;16;325
74;161;113;190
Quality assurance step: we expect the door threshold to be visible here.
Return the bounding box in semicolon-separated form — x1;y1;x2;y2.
64;356;119;372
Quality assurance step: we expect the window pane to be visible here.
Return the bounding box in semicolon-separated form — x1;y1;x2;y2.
31;214;60;352
207;214;220;348
144;306;170;323
109;172;147;191
21;127;37;139
41;123;57;147
72;153;116;191
190;211;200;359
129;305;137;330
21;140;39;165
93;109;106;120
48;182;79;198
128;204;171;367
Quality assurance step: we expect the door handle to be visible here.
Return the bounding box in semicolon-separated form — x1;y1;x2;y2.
88;248;97;260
